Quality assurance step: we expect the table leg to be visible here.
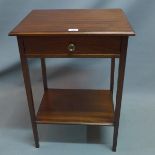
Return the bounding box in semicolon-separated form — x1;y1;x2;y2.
41;58;48;90
110;58;115;97
17;37;39;148
112;37;128;151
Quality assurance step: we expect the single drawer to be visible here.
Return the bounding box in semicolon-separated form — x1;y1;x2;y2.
22;36;121;56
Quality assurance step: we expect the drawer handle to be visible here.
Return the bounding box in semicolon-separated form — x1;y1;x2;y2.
68;43;76;52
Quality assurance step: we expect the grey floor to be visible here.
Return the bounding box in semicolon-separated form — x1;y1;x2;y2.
0;0;155;155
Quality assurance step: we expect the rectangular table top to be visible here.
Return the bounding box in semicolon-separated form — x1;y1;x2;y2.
9;9;135;36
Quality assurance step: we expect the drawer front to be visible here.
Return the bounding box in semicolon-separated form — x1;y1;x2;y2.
23;36;121;56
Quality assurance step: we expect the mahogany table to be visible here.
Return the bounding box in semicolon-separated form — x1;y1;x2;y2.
9;9;135;151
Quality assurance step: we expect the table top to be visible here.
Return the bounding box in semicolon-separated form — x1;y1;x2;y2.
9;9;135;36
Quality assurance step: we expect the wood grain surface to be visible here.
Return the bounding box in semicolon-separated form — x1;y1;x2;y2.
22;36;121;56
36;89;114;125
9;9;135;36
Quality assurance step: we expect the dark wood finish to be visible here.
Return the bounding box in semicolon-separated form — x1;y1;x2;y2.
22;36;121;57
17;37;39;148
41;58;47;90
110;58;115;96
9;9;135;36
25;52;120;58
9;9;135;151
112;37;128;151
36;89;114;125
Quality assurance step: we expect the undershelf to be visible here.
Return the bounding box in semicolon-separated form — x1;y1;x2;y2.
36;89;114;125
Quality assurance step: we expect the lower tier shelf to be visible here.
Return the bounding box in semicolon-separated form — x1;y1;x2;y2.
36;89;114;125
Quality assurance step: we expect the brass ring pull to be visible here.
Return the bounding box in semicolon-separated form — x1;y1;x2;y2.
68;43;76;52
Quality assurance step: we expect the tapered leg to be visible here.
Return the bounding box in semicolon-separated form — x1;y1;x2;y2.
41;58;48;90
17;37;39;148
112;37;128;151
110;58;115;96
